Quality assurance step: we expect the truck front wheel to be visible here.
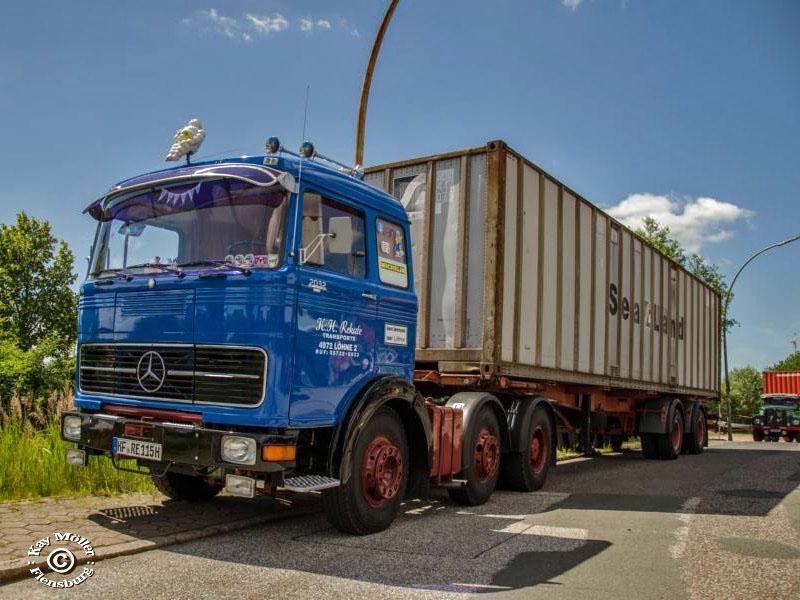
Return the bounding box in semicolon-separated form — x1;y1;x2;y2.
152;472;222;502
322;406;408;535
752;429;764;442
448;406;501;506
501;405;552;492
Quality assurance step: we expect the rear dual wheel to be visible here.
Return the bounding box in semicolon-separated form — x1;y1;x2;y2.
322;406;408;535
448;406;502;506
683;410;706;455
641;409;684;460
501;406;553;493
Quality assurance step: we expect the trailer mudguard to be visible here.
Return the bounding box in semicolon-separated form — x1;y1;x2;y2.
639;397;684;435
505;397;558;467
330;376;432;498
445;392;511;453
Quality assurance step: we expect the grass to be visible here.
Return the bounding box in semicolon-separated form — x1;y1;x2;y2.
0;419;154;503
556;438;642;462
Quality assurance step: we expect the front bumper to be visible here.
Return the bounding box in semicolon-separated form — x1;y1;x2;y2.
752;424;800;433
60;411;295;475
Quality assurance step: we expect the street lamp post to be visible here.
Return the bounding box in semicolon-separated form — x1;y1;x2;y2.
722;234;800;440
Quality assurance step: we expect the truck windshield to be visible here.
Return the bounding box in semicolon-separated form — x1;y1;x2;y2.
89;179;289;278
763;397;799;408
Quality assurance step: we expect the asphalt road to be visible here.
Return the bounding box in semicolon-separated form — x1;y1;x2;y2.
3;439;800;599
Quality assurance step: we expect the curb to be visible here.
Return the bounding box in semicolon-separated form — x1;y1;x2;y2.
0;503;320;586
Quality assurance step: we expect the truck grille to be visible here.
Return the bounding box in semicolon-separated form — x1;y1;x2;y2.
764;408;787;427
79;344;266;406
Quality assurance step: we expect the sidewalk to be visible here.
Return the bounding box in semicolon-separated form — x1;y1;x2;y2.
0;490;318;584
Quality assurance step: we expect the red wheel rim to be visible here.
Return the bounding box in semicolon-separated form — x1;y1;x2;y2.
695;414;705;446
473;427;500;482
671;414;683;452
361;435;403;508
530;425;549;474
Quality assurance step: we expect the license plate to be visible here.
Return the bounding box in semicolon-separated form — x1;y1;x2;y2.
112;437;162;461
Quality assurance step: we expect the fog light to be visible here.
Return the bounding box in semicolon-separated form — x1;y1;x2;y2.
221;435;256;465
62;415;82;441
66;448;87;466
262;444;297;462
225;474;256;498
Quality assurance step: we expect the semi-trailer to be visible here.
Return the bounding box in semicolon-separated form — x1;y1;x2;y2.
752;370;800;442
61;138;719;534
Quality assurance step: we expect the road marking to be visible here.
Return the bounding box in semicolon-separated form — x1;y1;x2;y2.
491;523;589;538
670;496;701;559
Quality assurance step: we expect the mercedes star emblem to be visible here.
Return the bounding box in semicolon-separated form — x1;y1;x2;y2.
136;351;166;393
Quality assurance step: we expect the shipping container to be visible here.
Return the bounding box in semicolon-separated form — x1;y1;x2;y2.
762;370;800;396
365;140;720;399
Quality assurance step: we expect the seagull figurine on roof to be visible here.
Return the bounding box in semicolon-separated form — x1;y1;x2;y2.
165;118;206;164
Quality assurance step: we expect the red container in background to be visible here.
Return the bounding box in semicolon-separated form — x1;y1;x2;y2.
762;370;800;395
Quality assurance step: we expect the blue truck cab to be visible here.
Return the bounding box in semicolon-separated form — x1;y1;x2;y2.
61;144;438;532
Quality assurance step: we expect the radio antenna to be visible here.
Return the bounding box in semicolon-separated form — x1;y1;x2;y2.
289;84;311;260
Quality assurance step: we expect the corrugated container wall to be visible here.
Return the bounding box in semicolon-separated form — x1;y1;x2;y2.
762;371;800;395
365;141;720;398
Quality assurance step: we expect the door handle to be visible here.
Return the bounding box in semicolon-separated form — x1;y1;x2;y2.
361;291;378;302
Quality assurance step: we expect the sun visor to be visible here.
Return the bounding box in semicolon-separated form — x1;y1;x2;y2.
83;162;296;220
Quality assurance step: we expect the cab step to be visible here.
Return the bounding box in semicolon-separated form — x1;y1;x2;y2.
280;474;340;492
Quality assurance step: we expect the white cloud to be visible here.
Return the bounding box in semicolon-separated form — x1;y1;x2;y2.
606;193;753;253
184;10;342;41
246;13;289;34
561;0;584;10
184;8;253;43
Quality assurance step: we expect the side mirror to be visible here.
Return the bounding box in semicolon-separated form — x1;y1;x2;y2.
327;217;353;255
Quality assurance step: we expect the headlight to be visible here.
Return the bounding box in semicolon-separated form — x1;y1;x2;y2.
62;415;82;441
221;435;256;465
753;418;762;425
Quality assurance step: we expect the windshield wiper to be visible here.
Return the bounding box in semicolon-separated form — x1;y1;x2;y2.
176;260;252;276
123;262;186;278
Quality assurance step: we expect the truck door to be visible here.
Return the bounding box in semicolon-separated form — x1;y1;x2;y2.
290;190;377;425
374;217;417;377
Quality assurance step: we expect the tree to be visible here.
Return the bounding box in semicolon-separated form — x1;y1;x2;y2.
769;352;800;371
728;366;762;418
0;212;78;351
635;217;735;332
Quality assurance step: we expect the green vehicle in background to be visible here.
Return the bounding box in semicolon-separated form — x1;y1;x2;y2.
752;395;800;442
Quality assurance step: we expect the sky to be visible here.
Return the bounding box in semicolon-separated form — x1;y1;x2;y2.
0;0;798;370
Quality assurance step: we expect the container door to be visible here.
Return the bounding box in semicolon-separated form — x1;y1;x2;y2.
290;191;377;425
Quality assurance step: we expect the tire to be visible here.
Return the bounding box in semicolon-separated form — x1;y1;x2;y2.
322;406;408;535
151;472;222;501
501;405;553;492
752;429;764;442
641;433;659;459
657;409;684;460
684;410;706;455
448;406;502;506
610;436;625;452
783;432;795;443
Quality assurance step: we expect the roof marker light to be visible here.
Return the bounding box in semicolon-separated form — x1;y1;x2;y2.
299;141;316;158
266;137;281;154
